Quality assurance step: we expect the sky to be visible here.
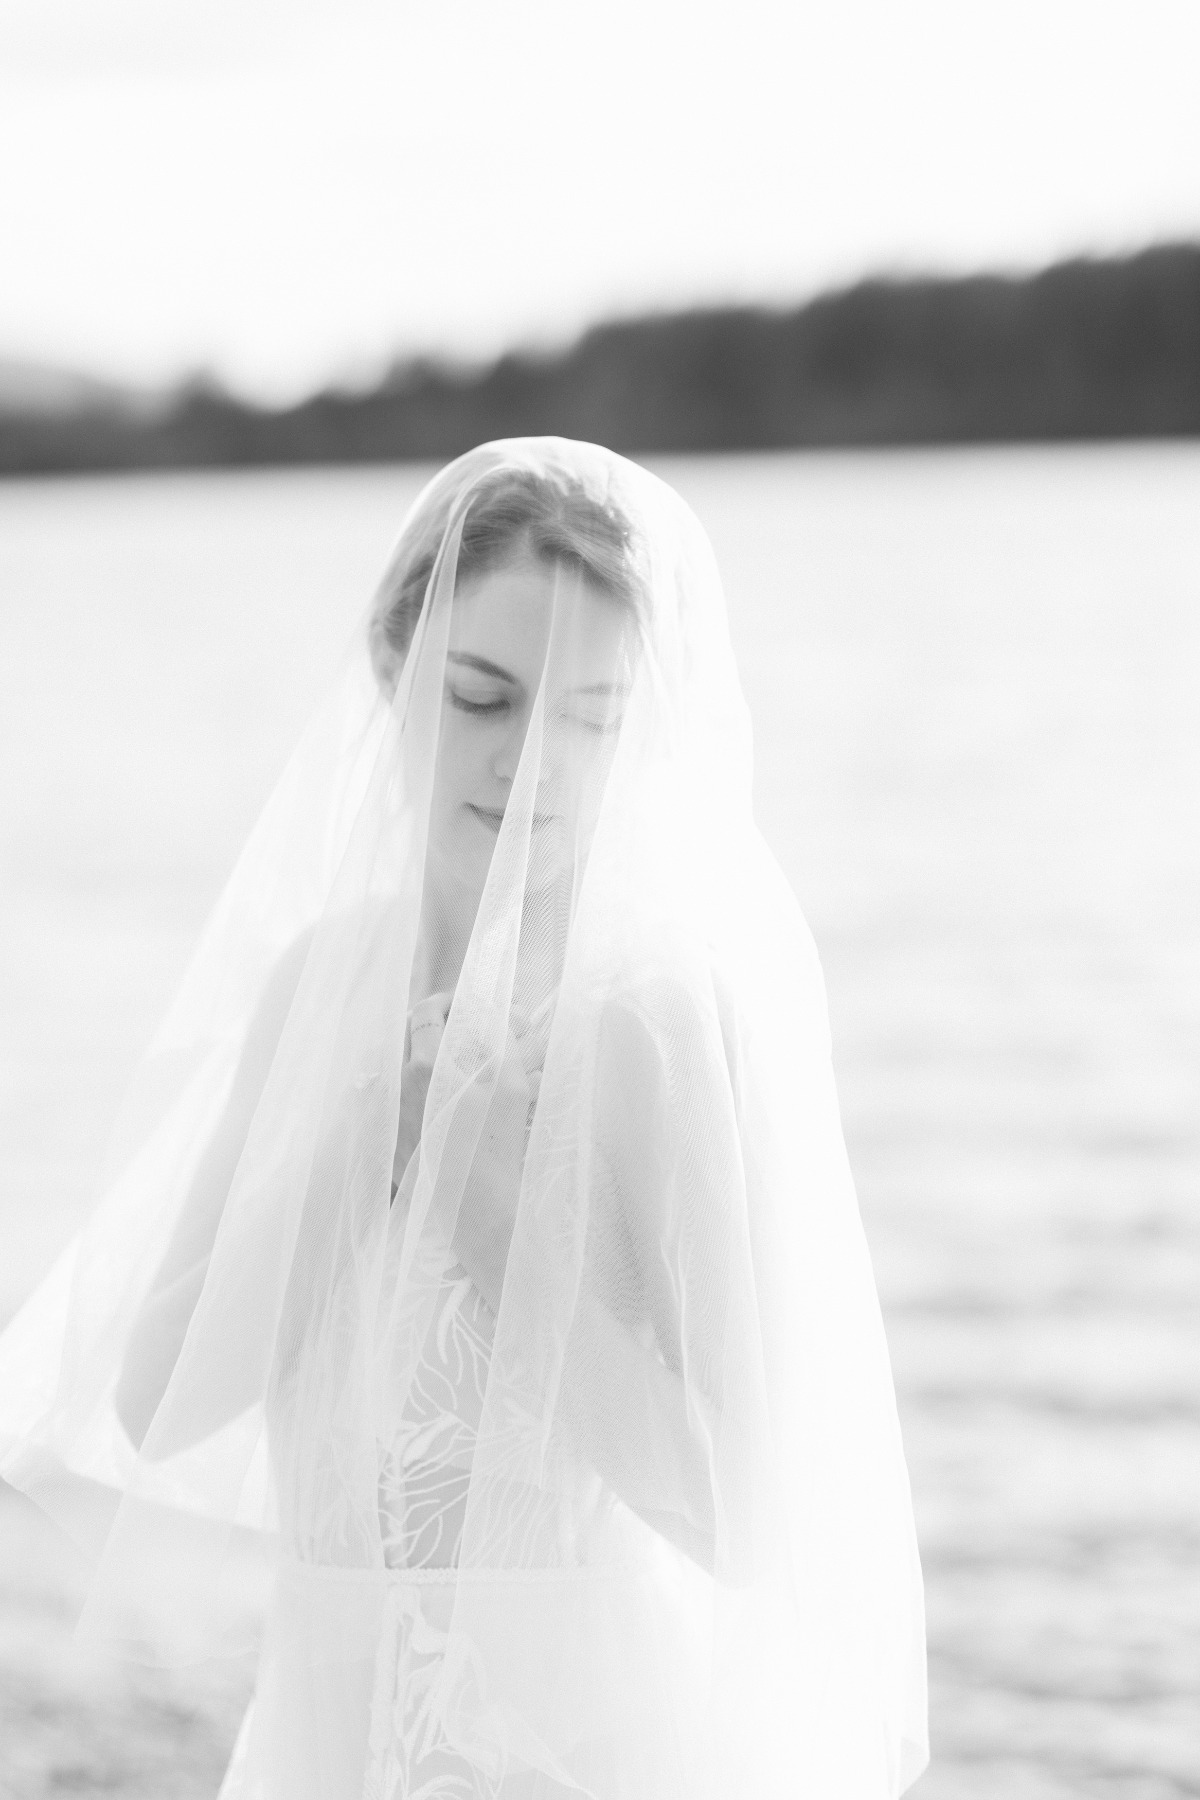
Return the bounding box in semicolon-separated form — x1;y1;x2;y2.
1;0;1198;401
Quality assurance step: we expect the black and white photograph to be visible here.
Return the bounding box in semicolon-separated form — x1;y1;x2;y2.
0;4;1196;1797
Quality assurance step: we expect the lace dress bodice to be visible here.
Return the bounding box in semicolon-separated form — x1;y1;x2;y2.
375;1251;494;1571
376;987;506;1572
361;997;578;1796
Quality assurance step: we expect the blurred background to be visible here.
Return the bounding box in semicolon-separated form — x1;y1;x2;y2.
1;2;1198;1795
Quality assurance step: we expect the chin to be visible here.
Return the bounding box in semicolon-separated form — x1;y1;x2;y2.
428;836;486;888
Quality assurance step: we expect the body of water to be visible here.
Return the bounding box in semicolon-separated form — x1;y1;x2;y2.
1;446;1197;1797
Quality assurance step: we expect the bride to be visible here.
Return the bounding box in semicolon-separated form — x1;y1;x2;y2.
0;439;927;1798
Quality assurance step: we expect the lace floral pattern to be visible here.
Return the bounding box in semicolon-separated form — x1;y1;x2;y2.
376;1258;495;1571
365;1236;500;1795
363;1579;502;1800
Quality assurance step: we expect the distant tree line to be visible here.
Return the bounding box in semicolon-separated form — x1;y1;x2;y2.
2;243;1197;476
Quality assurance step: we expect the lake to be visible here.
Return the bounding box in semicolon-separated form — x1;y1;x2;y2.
1;446;1197;1797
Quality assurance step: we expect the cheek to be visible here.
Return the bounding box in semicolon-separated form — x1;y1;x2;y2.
433;721;484;808
545;734;612;814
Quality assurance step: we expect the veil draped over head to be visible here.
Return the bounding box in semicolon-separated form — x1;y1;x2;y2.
0;439;927;1798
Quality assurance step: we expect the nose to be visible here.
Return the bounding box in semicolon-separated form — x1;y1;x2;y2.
491;709;530;783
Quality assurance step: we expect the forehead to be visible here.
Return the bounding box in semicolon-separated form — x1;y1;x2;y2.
448;554;631;690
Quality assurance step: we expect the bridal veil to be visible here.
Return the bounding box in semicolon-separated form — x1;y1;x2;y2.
0;439;927;1797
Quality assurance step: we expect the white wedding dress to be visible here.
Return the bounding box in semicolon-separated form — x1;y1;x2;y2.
218;1238;500;1798
219;1252;503;1800
220;1235;619;1798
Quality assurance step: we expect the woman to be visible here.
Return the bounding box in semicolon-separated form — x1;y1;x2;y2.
0;439;927;1798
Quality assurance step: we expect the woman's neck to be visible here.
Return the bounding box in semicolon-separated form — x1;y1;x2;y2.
413;871;477;999
413;868;568;1013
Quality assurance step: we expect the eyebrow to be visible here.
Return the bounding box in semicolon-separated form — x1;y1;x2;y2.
446;652;518;683
446;655;629;698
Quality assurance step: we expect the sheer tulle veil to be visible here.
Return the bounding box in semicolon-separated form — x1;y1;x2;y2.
0;438;927;1797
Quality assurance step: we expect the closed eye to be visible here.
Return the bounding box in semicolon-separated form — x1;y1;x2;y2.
559;705;624;735
575;716;624;735
447;688;510;716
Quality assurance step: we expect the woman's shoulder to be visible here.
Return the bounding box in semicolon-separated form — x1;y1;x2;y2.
594;938;742;1091
251;899;393;1038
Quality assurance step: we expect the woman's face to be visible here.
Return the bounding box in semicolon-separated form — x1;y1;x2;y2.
426;548;634;901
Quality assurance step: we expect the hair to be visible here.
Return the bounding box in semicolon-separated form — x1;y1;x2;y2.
368;464;646;691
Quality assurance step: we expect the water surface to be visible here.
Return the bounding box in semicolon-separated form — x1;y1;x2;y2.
1;446;1197;1797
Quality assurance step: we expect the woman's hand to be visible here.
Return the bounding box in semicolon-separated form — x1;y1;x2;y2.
393;993;541;1309
392;990;453;1198
391;1058;433;1196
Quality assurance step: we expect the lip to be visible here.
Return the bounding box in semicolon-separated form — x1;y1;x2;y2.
467;804;560;832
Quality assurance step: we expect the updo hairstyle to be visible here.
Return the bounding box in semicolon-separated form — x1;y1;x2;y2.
368;465;646;693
